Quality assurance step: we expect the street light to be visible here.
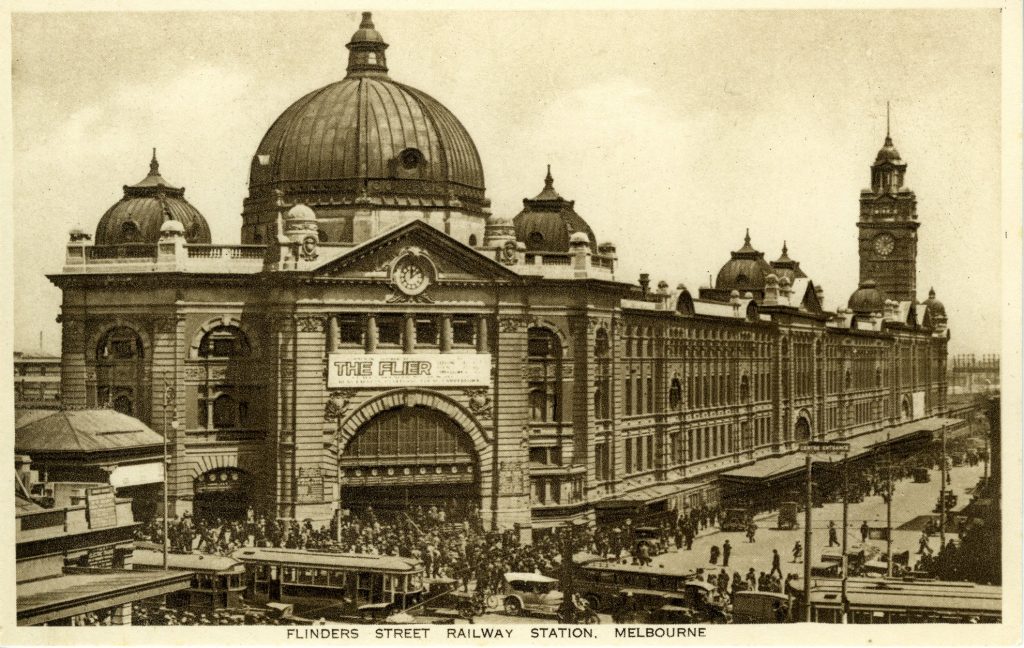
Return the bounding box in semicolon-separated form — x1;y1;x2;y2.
162;383;174;570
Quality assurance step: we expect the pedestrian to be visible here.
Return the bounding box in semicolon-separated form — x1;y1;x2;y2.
770;549;782;578
745;567;757;591
709;544;720;565
828;521;839;547
757;571;768;591
722;539;731;567
746;521;757;543
860;520;869;543
918;531;933;556
792;540;802;563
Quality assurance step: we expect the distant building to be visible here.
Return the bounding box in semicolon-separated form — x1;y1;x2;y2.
14;351;61;409
15;455;190;626
948;354;1000;394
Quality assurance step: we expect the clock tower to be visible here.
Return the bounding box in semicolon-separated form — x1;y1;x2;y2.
857;109;919;303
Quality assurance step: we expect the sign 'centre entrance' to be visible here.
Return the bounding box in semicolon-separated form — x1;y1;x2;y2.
327;353;491;388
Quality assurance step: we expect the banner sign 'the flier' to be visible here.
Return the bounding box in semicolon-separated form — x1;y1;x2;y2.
327;353;492;388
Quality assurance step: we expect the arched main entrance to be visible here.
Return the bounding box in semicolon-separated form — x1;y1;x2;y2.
794;414;812;442
193;467;251;521
339;406;480;517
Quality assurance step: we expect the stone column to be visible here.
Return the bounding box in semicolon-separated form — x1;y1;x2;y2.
365;315;378;353
327;316;340;352
403;315;416;354
477;316;489;353
440;316;453;353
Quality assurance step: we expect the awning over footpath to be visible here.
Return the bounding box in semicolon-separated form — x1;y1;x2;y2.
720;416;963;484
17;568;192;626
594;479;715;508
15;409;164;454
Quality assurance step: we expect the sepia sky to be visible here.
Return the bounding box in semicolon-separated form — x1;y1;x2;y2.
9;9;1003;357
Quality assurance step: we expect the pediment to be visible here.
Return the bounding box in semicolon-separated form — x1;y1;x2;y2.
309;219;520;285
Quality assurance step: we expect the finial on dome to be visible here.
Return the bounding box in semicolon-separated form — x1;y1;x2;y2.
545;164;553;189
782;240;788;255
744;228;751;246
150;148;159;176
929;286;936;299
346;11;389;76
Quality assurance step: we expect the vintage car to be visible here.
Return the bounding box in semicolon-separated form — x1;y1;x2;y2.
933;492;958;513
720;508;751;532
419;578;487;619
499;572;563;618
912;467;931;483
777;502;799;530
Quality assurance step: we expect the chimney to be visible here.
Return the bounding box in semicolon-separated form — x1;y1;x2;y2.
639;273;650;297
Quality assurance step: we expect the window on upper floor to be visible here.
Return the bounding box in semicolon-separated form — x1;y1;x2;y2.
199;326;251;358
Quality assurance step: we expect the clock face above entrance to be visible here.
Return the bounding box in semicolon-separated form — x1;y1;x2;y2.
392;254;432;296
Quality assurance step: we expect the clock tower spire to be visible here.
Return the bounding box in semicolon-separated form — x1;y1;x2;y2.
857;105;919;303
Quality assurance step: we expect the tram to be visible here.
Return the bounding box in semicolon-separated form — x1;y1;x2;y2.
791;577;1001;623
231;547;424;621
132;548;247;610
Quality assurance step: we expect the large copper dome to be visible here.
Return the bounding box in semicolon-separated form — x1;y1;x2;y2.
246;13;485;211
94;151;211;246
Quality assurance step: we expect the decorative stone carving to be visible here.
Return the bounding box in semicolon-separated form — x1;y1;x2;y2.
499;240;518;265
498;315;536;333
324;389;358;421
464;388;492;419
296;316;325;333
184;366;204;381
299;236;319;261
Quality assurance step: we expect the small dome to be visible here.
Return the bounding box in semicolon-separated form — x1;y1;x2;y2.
160;219;185;235
569;231;590;246
287;204;316;220
848;279;886;314
922;287;947;320
770;241;809;284
513;166;597;253
874;136;903;165
94;150;210;246
715;230;774;292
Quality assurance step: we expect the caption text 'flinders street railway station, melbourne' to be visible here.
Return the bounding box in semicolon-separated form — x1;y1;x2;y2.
50;13;951;536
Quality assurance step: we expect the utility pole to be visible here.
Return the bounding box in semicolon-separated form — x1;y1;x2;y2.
939;424;948;548
841;452;850;623
885;440;893;577
162;383;172;569
803;454;813;622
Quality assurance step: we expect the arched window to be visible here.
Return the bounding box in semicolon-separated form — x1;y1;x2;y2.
200;390;250;430
319;230;328;243
213;394;238;429
875;368;883;387
97;326;144;360
668;378;682;410
468;234;478;247
528;328;561;423
795;416;811;442
199;325;251;358
739;374;750;402
112;393;134;416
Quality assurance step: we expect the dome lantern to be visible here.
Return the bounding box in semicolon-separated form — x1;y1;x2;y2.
346;12;389;77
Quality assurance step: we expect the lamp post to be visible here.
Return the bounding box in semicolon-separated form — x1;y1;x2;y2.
841;450;850;623
162;383;174;569
939;424;947;548
885;438;893;577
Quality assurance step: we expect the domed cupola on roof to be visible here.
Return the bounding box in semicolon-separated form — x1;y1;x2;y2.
242;12;489;247
94;150;211;246
922;287;948;329
769;241;809;284
714;230;774;293
848;279;886;315
869;103;909;196
513;166;597;253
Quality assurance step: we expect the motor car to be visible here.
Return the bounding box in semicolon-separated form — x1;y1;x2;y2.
720;508;750;532
777;502;799;530
912;467;931;483
731;591;792;623
499;572;563;618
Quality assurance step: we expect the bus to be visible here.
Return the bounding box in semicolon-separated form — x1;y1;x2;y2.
231;547;424;621
132;548;247;610
570;560;725;621
790;577;1001;624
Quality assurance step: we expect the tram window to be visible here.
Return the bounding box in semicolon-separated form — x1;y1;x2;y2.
218;575;228;589
330;571;346;588
597;572;616;584
284;568;296;583
300;568;315;584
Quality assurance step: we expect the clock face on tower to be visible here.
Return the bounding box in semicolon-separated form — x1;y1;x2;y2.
872;233;896;257
392;255;431;296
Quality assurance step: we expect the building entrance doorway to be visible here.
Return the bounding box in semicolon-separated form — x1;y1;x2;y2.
339;405;480;519
193;467;250;521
